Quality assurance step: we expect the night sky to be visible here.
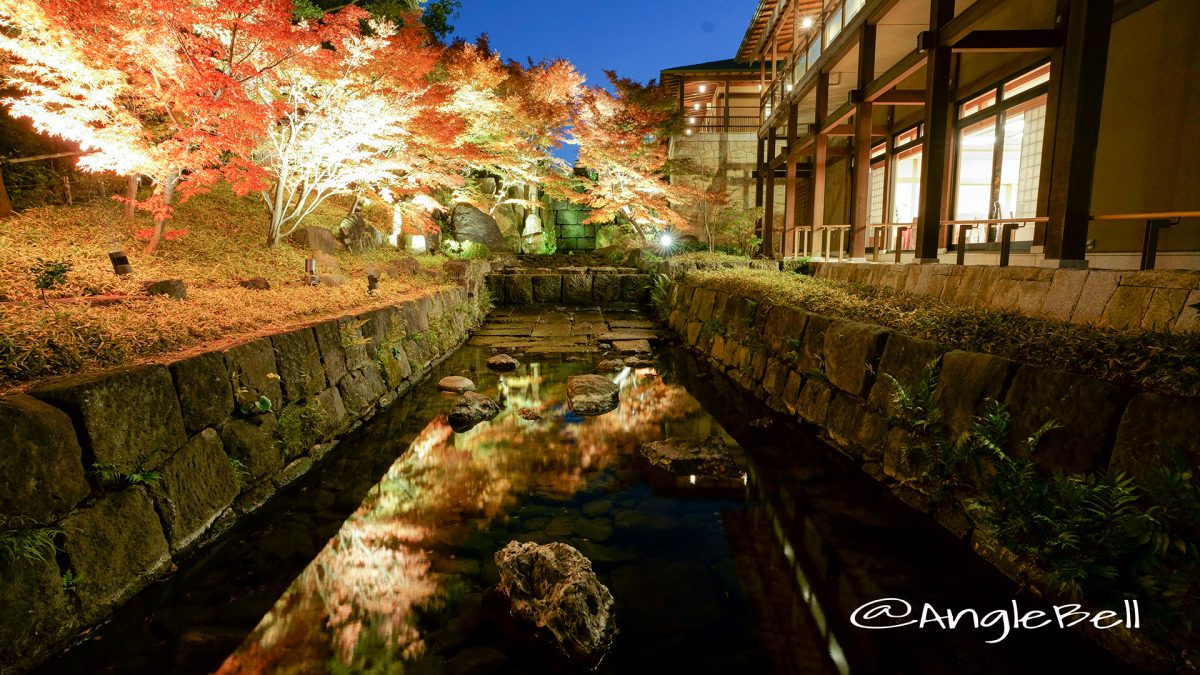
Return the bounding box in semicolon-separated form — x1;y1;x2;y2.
451;0;756;161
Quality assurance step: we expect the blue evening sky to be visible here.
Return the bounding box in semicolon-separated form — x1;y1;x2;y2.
450;0;756;162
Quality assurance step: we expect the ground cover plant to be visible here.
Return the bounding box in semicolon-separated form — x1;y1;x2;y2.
0;184;448;390
686;267;1200;396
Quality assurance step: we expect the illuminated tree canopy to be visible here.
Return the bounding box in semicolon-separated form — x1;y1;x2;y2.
0;0;694;253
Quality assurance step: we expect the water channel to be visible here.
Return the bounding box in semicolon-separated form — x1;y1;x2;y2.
37;319;1125;675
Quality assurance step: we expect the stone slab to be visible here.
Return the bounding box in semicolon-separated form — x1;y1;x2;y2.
150;428;238;554
0;394;90;523
63;487;171;623
31;364;188;474
170;352;234;436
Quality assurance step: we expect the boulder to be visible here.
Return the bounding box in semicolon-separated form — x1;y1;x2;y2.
451;204;510;252
0;556;78;671
438;375;477;393
288;226;342;254
317;274;348;287
517;407;542;421
448;392;501;432
238;277;270;291
486;354;520;371
0;394;90;523
389;256;421;278
640;436;740;478
567;375;620;416
494;541;617;662
338;214;384;253
145;279;187;300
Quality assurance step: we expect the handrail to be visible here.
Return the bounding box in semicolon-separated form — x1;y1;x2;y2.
1090;211;1200;221
940;217;1049;225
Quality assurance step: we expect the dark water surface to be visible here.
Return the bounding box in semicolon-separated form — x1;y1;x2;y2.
37;344;1126;675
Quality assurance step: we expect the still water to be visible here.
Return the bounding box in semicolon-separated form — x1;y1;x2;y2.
39;344;1124;675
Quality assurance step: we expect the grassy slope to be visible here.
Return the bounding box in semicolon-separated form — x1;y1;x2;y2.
0;183;449;391
686;267;1200;397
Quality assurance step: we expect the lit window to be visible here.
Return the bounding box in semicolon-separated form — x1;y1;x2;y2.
1003;63;1051;99
959;89;997;118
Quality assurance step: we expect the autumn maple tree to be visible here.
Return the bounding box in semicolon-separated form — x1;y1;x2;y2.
438;38;583;217
572;72;697;242
250;12;467;247
0;0;365;253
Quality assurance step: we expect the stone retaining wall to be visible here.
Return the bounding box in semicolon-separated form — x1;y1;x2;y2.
665;273;1196;666
808;261;1200;333
486;267;652;306
0;278;488;673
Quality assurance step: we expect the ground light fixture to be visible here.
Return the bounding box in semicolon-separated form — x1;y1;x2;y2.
108;250;133;275
656;229;679;257
367;270;380;295
305;258;318;285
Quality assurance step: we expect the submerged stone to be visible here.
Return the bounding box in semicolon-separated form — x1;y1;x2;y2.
448;392;500;432
595;359;625;374
517;407;542;421
438;375;477;393
494;541;617;662
566;375;620;416
640;436;739;478
486;354;520;371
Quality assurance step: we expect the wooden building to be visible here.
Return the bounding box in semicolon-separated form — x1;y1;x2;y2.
669;0;1199;269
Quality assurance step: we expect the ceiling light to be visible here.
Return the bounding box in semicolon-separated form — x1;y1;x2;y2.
801;17;814;29
694;103;701;110
689;117;696;124
699;84;707;93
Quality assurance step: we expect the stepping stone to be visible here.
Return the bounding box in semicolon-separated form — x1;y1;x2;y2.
612;340;651;355
487;354;520;371
474;325;535;337
608;319;656;329
640;437;739;478
571;322;597;336
596;359;626;373
531;324;574;337
438;376;476;393
596;330;660;342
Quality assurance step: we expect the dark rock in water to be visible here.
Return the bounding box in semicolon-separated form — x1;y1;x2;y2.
238;277;270;291
749;417;775;429
517;407;542;421
595;359;625;374
494;541;617;662
288;226;342;254
145;279;187;300
623;356;656;368
451;204;510;252
486;354;520;371
566;375;620;416
445;645;506;675
640;436;739;478
449;392;500;432
439;376;476;393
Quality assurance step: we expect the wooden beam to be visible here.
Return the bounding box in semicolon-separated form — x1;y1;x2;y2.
863;49;926;103
872;89;925;105
1044;0;1115;265
951;29;1061;52
851;23;876;259
818;124;888;137
915;0;955;262
821;102;856;132
939;0;1007;46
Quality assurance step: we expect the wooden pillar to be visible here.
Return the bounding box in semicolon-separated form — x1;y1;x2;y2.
850;24;877;259
755;137;766;240
883;108;895;242
783;102;800;258
812;73;830;248
914;0;955;263
764;127;778;257
723;80;732;130
1043;0;1115;267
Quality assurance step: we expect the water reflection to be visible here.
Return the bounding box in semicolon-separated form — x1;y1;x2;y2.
219;361;727;673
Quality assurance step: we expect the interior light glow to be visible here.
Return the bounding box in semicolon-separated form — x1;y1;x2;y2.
698;84;707;93
801;17;814;29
